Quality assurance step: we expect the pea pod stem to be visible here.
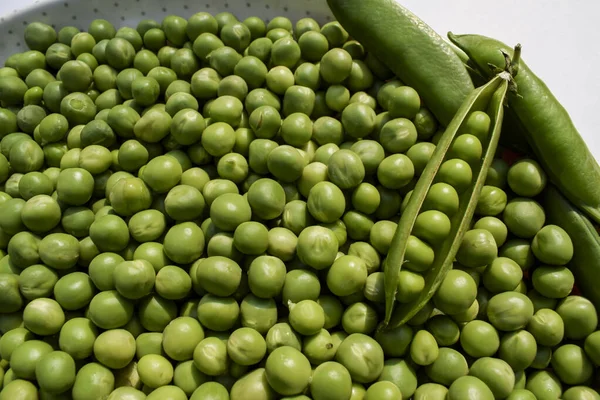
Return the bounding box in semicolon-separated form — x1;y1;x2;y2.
381;73;510;330
449;33;600;225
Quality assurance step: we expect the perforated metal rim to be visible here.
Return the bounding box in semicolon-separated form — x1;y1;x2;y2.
0;0;335;60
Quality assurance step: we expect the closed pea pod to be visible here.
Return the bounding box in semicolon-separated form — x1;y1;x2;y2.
450;33;600;225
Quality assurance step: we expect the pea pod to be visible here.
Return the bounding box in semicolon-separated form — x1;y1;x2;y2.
544;184;600;308
383;70;511;329
449;33;600;225
326;0;474;126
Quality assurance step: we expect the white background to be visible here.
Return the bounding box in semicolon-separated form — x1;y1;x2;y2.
1;0;599;161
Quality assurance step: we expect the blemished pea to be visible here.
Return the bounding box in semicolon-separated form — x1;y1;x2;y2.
456;228;497;268
334;333;384;384
350;140;385;177
193;336;228;376
531;224;574;265
424;347;468;386
474;187;507;218
487;291;534;332
436;158;473;193
342;301;378;335
410;330;439;366
556;295;598;340
482;257;523;293
363;272;385;304
248;105;281;140
227;327;266;366
294;225;337;270
527;308;564;347
379;118;418;154
503;198;546;238
507;158;547;197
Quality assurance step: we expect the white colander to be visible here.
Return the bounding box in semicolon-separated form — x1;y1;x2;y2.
0;0;334;60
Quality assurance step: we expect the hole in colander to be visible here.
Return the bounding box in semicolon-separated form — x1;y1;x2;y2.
246;2;250;7
183;5;189;9
22;21;27;25
162;7;167;12
283;6;288;12
141;11;146;16
64;2;68;7
42;11;47;16
93;8;98;12
265;4;270;9
16;42;21;47
72;15;77;20
121;16;125;21
224;3;229;8
8;30;13;34
205;4;210;8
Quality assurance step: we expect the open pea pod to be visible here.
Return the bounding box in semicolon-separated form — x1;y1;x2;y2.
382;71;511;330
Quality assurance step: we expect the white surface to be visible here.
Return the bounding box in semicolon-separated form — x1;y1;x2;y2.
0;0;598;162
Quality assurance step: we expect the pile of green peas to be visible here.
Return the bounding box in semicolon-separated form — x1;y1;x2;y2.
0;9;598;400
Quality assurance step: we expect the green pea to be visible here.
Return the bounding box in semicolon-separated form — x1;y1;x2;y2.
377;153;414;189
507;158;547;197
25;69;56;91
410;329;439;366
424;347;468;386
227;327;266;366
563;387;600;400
432;269;477;316
413;383;448;400
556;296;598;340
531;224;574;266
436;158;473;193
531;265;574;299
341;102;376;139
503;198;546;238
283;86;316;117
482;257;523;293
487;291;534;332
298;31;329;63
186;11;218;41
193;336;228;376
